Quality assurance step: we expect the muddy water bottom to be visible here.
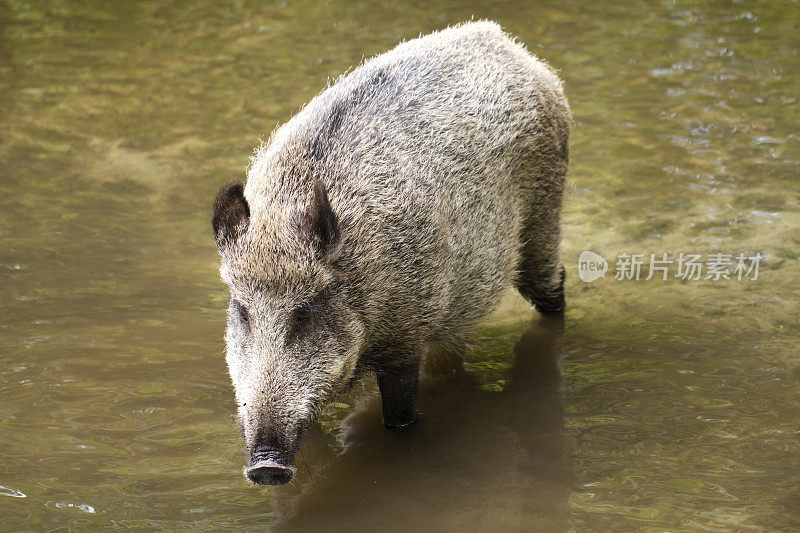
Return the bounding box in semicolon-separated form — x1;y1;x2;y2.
1;0;799;531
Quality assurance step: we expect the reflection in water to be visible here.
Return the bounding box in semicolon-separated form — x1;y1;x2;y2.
274;315;571;532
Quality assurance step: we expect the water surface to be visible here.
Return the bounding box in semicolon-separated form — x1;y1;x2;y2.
1;1;799;530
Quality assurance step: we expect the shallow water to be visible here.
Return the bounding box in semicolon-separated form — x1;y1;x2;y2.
1;1;799;530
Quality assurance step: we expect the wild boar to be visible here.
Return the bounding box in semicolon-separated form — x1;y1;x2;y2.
212;20;570;485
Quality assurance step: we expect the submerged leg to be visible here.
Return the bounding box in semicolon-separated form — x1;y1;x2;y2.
376;362;420;430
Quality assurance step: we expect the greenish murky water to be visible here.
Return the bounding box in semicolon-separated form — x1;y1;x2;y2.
1;1;799;530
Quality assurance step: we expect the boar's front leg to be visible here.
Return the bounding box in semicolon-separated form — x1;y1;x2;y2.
376;360;420;430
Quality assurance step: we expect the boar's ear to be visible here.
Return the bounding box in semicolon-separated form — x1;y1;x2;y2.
301;179;341;259
212;179;250;247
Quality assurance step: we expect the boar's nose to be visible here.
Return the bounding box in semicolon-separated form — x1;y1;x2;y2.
245;459;295;485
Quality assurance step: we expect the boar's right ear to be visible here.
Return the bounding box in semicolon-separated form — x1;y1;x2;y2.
212;179;250;247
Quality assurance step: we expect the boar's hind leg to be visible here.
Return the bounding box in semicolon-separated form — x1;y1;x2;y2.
515;178;566;314
376;360;420;430
518;261;565;313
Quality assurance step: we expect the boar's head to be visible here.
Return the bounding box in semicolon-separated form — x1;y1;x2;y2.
212;178;365;485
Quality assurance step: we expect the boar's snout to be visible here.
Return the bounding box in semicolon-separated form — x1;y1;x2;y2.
245;459;295;486
245;444;297;486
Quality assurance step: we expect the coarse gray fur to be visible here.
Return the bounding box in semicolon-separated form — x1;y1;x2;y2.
212;20;570;485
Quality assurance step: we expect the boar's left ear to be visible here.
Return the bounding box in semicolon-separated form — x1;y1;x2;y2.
212;179;250;247
301;179;341;259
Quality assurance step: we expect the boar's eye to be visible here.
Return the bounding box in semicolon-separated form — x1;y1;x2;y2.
293;302;313;324
234;301;249;326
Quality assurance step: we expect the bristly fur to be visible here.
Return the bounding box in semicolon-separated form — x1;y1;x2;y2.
213;20;570;476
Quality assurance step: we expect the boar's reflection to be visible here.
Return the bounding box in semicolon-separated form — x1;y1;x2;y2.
270;314;571;532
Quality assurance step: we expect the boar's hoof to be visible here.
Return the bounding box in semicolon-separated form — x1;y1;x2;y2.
383;418;417;431
533;296;565;314
383;413;417;431
245;460;296;486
